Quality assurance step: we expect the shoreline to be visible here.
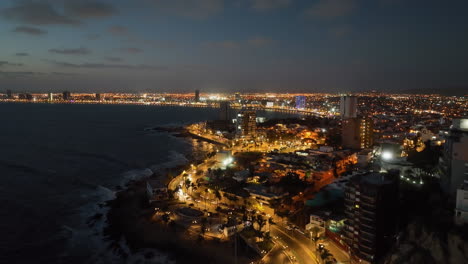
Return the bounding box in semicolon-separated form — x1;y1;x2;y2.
101;128;253;263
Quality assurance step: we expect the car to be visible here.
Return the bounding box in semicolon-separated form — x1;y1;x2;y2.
286;225;293;230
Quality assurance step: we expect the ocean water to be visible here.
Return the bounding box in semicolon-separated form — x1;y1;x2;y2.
0;103;294;264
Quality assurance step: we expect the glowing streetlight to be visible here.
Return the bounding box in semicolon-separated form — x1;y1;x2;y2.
381;151;393;161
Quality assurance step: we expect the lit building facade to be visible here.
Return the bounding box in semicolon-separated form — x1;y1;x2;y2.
219;101;231;121
340;96;357;119
295;96;306;109
439;118;468;194
344;172;399;264
455;180;468;225
236;111;256;138
62;91;71;101
194;89;200;102
342;117;374;149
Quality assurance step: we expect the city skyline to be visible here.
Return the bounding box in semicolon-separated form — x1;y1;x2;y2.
1;0;468;93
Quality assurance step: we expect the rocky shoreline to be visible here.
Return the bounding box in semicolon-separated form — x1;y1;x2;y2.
100;129;253;263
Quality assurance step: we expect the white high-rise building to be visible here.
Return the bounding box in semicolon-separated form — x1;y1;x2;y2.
440;118;468;194
340;96;357;119
455;180;468;225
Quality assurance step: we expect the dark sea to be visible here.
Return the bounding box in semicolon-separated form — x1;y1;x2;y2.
0;103;293;264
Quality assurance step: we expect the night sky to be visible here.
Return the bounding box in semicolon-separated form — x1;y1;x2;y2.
1;0;467;93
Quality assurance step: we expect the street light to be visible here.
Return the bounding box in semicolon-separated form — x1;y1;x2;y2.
381;151;393;161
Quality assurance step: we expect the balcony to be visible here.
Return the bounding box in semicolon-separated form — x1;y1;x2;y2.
360;224;375;234
361;208;375;216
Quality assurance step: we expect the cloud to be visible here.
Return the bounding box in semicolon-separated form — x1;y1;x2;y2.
104;57;123;62
251;0;292;10
108;25;128;35
120;47;143;54
205;41;240;49
0;61;23;67
0;71;37;77
305;0;357;20
329;25;352;37
46;60;168;70
85;33;100;40
0;70;78;78
49;47;91;55
15;53;30;56
149;0;224;19
12;26;47;35
64;1;116;18
247;36;273;47
1;1;79;25
205;37;273;49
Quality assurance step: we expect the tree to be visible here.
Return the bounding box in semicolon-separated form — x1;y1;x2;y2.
162;214;170;224
214;189;222;206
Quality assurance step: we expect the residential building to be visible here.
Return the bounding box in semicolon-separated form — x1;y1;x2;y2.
342;116;374;149
195;89;200;102
236;111;256;138
63;91;71;101
6;89;12;99
340;96;357;119
95;93;101;101
219;101;231;121
439;118;468;194
295;95;306;109
344;172;399;264
455;180;468;225
235;92;241;101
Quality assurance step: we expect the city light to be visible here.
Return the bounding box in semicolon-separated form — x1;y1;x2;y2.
223;157;234;166
381;151;393;161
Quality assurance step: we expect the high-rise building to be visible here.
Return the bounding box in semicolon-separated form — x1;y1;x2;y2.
195;89;200;102
48;92;53;101
19;93;33;100
439;118;468;194
6;89;12;99
96;93;101;101
340;96;358;119
455;180;468;225
235;92;241;102
219;101;231;121
344;172;399;263
295;96;306;109
236;111;256;138
63;91;71;101
342;116;374;149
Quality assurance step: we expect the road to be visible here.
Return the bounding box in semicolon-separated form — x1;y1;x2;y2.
270;225;319;264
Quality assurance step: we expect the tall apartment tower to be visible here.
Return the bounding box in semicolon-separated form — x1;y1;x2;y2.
344;172;399;263
455;180;468;225
236;111;256;138
48;92;53;101
96;93;101;101
195;89;200;102
340;96;358;119
235;92;241;102
6;89;12;99
439;118;468;194
63;91;71;101
342;116;374;149
219;101;231;121
295;96;306;109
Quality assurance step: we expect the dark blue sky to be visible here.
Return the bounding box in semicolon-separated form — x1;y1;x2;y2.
1;0;467;93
